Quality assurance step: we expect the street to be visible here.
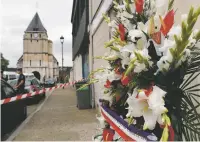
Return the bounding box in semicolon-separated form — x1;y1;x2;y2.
11;87;98;141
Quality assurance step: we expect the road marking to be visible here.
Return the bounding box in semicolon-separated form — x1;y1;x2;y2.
6;90;53;141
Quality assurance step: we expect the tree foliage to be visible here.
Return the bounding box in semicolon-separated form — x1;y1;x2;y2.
1;53;9;71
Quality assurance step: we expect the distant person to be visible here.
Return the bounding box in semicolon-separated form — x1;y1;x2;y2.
15;68;25;95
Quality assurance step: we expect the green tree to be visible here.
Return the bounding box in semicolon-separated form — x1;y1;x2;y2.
1;53;9;70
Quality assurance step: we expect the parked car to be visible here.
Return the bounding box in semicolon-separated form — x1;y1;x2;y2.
25;78;46;104
7;77;46;105
24;73;35;80
3;71;18;81
44;78;56;88
1;79;27;140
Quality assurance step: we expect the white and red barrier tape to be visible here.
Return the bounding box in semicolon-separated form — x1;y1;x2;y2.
1;78;87;105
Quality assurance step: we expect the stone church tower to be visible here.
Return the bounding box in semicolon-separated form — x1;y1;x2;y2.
17;12;59;81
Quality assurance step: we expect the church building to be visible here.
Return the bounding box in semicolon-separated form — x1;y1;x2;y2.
17;12;59;80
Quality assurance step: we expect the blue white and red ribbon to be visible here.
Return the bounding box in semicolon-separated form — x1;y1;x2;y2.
100;106;158;141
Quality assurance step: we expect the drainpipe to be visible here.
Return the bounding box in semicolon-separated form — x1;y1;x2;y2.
88;0;95;109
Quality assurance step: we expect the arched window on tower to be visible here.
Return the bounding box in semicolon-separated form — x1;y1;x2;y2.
39;34;41;38
31;34;32;38
40;60;41;66
30;60;31;66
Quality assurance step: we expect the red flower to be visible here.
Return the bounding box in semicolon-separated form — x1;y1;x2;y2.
121;74;130;85
144;86;153;97
114;67;121;75
135;0;144;14
119;24;125;41
150;31;161;44
159;125;175;141
168;125;175;141
136;84;154;98
103;128;115;141
160;10;175;36
104;79;112;88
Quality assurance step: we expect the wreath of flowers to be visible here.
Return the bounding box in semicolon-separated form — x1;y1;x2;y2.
79;0;200;141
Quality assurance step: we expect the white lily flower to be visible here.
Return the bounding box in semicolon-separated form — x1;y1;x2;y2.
157;51;173;72
95;68;121;84
128;30;147;49
119;43;136;68
168;25;181;40
159;39;176;55
130;52;136;60
101;93;113;106
143;86;167;130
134;61;147;73
126;89;147;117
138;22;148;33
126;86;167;130
126;100;147;118
155;0;169;16
143;109;159;130
136;48;151;59
120;43;136;53
148;86;167;115
137;91;149;100
121;58;131;69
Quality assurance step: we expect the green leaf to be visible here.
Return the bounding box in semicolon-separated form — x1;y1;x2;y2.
168;0;174;11
188;92;200;98
181;72;200;89
194;30;200;40
125;0;131;13
187;89;200;93
187;6;194;25
102;13;110;24
184;83;200;91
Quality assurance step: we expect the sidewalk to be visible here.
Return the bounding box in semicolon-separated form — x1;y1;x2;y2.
13;87;99;141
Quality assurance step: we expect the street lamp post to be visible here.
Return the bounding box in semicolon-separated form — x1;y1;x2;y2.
60;36;64;84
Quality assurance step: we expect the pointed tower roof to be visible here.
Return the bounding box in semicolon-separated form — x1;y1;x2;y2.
25;12;47;32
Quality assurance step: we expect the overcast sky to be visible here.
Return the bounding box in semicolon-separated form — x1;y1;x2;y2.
1;0;73;67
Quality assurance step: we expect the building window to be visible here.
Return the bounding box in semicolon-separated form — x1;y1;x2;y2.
39;34;41;38
31;40;32;42
40;60;41;66
31;34;32;38
30;60;31;66
37;40;38;42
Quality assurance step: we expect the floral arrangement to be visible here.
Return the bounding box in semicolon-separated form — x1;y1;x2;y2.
80;0;200;141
